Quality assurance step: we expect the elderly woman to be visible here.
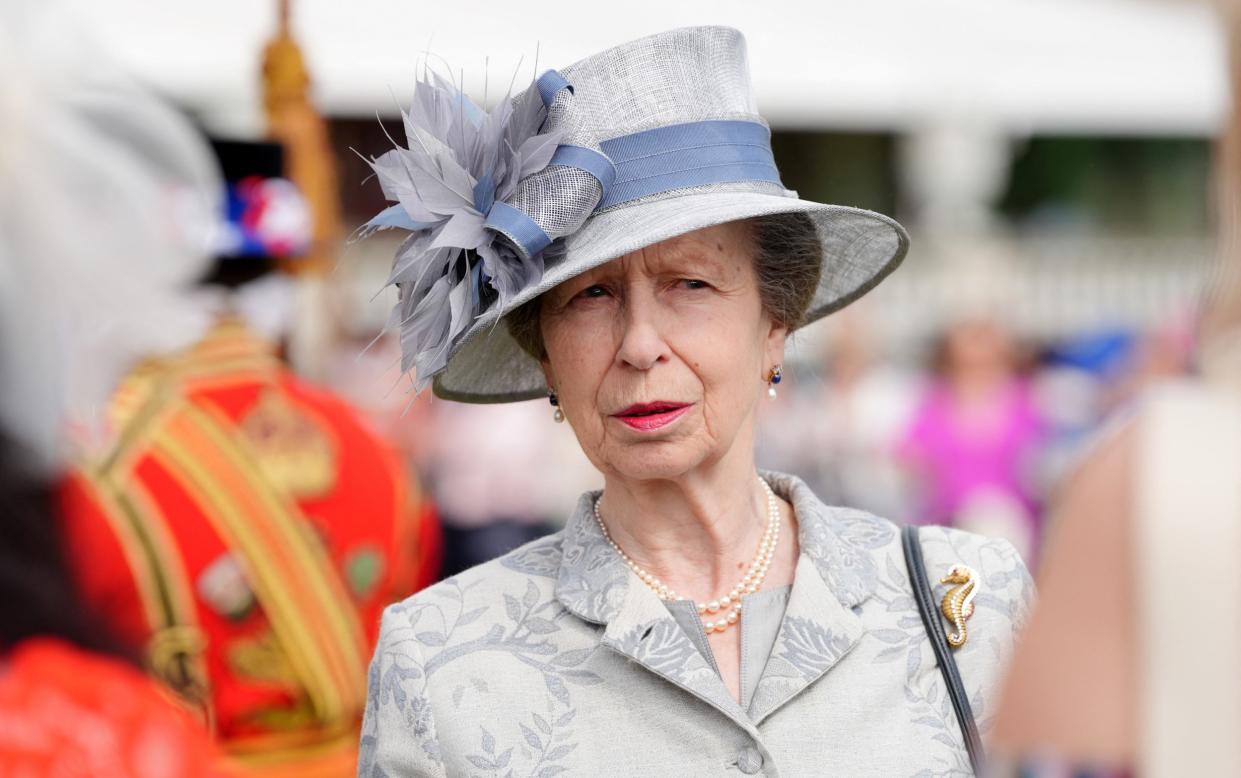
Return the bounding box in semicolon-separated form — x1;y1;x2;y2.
360;27;1032;777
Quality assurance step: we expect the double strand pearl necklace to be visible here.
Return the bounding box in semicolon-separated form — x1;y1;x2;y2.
592;476;781;634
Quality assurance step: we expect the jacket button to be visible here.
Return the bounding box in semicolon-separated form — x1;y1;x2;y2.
737;746;764;774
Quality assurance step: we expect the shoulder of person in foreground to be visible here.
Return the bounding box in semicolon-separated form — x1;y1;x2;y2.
0;638;224;777
990;388;1183;768
359;530;567;778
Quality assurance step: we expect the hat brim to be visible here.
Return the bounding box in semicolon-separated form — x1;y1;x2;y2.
432;190;909;403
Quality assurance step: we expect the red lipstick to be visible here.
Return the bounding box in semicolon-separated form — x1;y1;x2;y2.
612;401;691;432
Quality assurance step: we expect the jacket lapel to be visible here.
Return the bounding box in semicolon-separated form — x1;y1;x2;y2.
599;582;751;727
746;472;886;724
554;492;753;729
746;554;865;723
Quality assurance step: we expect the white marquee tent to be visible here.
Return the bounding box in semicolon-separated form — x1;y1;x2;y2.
76;0;1228;137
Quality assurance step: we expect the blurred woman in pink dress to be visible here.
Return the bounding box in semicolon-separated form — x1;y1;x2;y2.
899;318;1045;563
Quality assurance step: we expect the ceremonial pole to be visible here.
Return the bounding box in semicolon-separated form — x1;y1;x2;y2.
262;0;343;379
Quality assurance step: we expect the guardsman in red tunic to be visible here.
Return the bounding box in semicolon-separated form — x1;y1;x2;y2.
58;140;440;777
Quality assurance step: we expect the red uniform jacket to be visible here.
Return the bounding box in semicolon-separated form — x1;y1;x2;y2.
60;319;440;776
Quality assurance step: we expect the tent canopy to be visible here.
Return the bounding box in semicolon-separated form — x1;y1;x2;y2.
77;0;1227;136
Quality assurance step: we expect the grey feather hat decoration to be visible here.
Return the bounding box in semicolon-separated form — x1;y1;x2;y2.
363;26;909;402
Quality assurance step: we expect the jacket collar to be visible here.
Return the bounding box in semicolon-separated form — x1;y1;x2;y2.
554;471;881;726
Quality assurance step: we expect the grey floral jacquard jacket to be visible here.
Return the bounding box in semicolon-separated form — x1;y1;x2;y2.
360;472;1034;778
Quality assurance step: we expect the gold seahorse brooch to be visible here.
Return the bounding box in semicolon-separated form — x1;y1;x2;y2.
939;565;979;649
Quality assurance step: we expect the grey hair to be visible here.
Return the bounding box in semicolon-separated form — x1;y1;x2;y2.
505;212;823;360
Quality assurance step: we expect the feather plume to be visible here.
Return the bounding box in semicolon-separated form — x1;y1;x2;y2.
361;68;564;392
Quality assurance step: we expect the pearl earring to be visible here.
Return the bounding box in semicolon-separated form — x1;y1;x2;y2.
548;389;565;423
766;365;782;399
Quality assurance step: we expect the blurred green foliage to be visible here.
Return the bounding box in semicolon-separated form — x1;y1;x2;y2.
770;131;897;217
999;136;1211;234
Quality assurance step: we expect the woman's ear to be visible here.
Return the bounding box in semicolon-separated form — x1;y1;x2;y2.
541;358;556;393
765;319;789;366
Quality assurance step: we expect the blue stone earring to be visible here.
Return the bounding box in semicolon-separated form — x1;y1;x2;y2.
548;389;565;423
766;365;782;399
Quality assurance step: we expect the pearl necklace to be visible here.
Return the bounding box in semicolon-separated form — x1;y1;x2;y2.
592;476;781;634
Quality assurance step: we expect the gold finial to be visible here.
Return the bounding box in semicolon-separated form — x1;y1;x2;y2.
262;0;310;116
260;0;344;377
260;0;342;278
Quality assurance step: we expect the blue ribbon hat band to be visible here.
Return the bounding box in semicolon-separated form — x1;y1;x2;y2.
536;69;573;106
533;71;781;210
549;144;617;192
534;70;618;202
483;201;554;257
597;119;781;210
504;117;780;250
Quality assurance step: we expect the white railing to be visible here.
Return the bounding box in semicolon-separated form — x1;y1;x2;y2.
337;233;1217;349
863;235;1214;345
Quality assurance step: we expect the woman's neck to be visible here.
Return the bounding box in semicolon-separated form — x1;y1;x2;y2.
596;449;776;603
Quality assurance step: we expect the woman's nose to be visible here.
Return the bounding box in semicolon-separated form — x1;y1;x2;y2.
614;295;670;371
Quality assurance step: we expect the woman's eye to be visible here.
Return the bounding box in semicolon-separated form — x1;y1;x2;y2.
578;285;609;299
680;279;709;290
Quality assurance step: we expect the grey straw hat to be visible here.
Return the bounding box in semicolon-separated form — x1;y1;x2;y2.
363;26;909;403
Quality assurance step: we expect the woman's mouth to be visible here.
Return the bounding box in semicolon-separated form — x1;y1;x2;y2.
611;402;692;432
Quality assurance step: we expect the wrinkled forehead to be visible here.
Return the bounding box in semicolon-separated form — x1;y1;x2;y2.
580;220;757;280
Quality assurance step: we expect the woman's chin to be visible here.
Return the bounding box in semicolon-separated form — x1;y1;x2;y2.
601;442;710;483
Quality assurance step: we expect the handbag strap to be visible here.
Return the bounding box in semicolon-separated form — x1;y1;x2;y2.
901;525;985;774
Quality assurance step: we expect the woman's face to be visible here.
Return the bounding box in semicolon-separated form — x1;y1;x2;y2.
539;220;787;483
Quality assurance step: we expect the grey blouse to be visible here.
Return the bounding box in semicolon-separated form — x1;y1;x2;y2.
665;587;791;713
360;471;1034;777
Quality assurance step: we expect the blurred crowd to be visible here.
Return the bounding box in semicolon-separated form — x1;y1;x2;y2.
755;304;1194;571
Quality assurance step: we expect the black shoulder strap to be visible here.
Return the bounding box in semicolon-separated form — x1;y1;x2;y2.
901;525;985;774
